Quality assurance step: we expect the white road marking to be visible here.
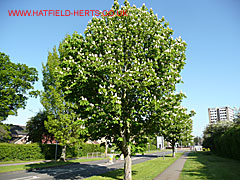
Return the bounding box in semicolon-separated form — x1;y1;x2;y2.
97;163;106;166
97;156;146;166
132;157;145;160
97;163;113;166
11;176;40;180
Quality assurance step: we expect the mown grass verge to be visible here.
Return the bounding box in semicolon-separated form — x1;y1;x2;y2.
86;153;183;180
180;151;240;180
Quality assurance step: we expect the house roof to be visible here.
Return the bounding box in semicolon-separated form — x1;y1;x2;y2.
9;125;28;135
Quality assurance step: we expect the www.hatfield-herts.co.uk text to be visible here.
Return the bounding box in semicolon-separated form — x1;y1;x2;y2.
8;9;128;17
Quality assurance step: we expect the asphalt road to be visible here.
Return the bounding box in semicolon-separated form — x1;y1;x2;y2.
0;150;180;180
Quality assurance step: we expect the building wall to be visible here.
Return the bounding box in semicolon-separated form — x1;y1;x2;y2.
157;136;164;149
208;107;234;124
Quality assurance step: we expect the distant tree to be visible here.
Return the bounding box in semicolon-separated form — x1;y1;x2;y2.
26;110;54;143
0;52;38;121
202;121;233;150
0;123;11;142
160;103;195;157
234;108;240;125
181;139;193;147
41;47;85;161
56;0;189;179
193;136;202;145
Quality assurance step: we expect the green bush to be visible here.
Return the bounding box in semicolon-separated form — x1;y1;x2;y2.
0;143;105;161
215;126;240;160
0;143;44;161
204;125;240;160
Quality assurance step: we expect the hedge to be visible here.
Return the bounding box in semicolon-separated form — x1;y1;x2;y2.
0;143;43;161
0;143;105;161
213;126;240;160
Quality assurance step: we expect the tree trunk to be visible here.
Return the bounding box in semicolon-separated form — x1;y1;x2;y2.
172;143;175;157
60;145;67;161
124;145;132;180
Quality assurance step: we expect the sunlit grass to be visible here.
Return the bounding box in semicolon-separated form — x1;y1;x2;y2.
87;153;183;180
180;152;240;180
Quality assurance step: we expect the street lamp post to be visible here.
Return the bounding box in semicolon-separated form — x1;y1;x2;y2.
55;140;58;161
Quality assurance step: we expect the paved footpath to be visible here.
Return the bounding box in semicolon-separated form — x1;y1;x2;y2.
154;152;189;180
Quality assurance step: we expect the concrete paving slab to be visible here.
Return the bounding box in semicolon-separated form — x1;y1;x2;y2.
153;152;189;180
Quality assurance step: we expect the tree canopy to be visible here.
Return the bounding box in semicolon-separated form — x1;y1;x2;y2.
159;104;195;156
26;110;54;143
194;136;202;145
202;120;240;160
0;52;38;121
0;123;11;142
56;0;190;179
203;121;233;150
41;47;86;161
234;108;240;125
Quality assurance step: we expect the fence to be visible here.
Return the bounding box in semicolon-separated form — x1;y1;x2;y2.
86;152;106;158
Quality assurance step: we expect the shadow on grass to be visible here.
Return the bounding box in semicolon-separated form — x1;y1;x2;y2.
25;160;135;180
183;152;218;178
181;151;240;180
91;168;137;180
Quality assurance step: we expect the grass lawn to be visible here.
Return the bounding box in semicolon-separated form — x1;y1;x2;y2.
69;158;106;163
0;158;106;173
180;151;240;180
143;149;172;154
86;153;183;180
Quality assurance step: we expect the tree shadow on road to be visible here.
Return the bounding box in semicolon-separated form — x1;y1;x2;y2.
26;160;136;180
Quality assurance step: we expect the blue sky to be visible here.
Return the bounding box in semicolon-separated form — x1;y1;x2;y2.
1;0;240;136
